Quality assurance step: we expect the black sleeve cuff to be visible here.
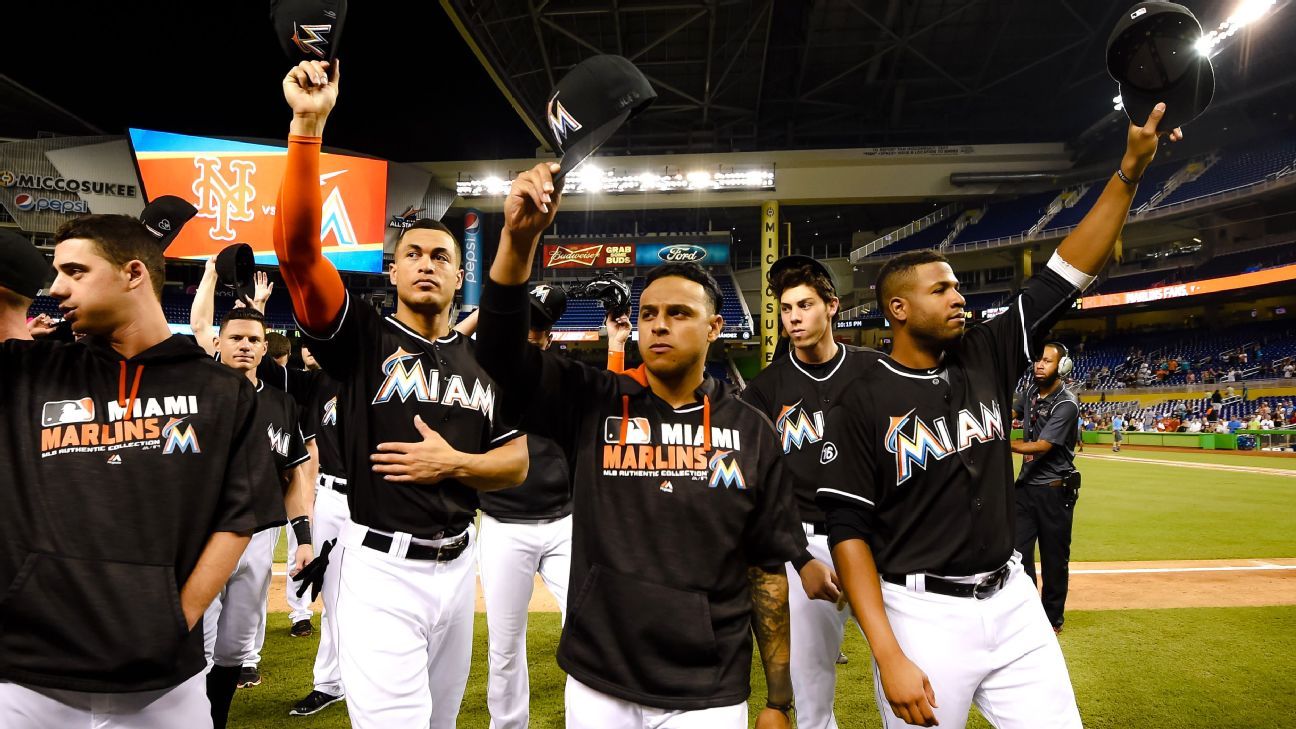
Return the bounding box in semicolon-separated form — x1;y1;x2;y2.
791;549;814;572
825;507;874;549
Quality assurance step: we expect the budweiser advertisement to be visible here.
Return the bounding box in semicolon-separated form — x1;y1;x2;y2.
1079;263;1296;310
543;243;636;269
129;128;388;273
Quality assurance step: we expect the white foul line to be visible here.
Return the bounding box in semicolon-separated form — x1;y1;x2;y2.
1072;564;1296;575
1077;452;1296;478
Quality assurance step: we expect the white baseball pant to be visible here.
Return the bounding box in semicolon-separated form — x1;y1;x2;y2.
334;519;477;729
202;528;275;669
564;676;748;729
0;672;211;729
786;527;864;729
309;481;350;697
872;558;1081;729
477;513;573;729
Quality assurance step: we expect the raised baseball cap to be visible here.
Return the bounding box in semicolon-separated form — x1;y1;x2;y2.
139;195;198;251
1107;1;1214;130
270;0;347;63
215;243;257;304
0;230;51;299
546;55;656;182
767;254;840;297
528;283;568;331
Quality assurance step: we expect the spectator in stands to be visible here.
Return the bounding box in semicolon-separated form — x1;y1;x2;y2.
1154;417;1167;433
1239;351;1249;366
1225;384;1236;398
1246;414;1262;430
1213;420;1230;434
1186;371;1196;384
1283;362;1294;378
1260;415;1275;430
1186;418;1203;433
1205;405;1218;423
1168;358;1179;374
1143;412;1156;431
1226;416;1243;433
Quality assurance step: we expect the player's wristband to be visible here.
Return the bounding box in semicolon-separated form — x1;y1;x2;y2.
1116;167;1141;185
290;516;312;546
766;699;795;716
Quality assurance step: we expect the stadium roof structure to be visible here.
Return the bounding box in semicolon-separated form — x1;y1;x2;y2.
439;0;1283;157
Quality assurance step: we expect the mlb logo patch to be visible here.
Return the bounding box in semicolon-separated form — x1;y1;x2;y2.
604;416;651;444
42;398;95;427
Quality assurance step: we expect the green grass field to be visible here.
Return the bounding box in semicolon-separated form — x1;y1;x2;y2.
241;448;1295;728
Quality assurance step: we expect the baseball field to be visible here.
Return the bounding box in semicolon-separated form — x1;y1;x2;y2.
242;447;1296;728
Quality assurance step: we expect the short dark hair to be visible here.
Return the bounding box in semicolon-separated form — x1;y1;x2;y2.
54;215;165;299
645;262;724;314
771;262;836;306
220;306;267;333
266;331;291;359
874;249;950;313
397;219;461;263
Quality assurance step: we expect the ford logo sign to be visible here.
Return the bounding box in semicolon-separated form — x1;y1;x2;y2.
659;244;706;263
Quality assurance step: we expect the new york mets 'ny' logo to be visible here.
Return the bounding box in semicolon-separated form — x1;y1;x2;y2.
707;449;746;490
192;157;256;241
775;400;824;454
884;402;1005;485
162;417;201;455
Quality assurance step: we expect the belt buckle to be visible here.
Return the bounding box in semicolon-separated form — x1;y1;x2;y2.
973;567;1007;600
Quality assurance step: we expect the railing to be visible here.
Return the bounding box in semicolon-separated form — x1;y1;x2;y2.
852;203;961;263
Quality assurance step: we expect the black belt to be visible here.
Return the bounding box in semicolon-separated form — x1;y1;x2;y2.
489;514;569;525
360;530;469;562
318;473;349;495
882;562;1012;600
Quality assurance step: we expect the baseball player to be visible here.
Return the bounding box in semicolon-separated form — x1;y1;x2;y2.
275;59;528;729
1012;343;1082;633
200;306;314;728
477;161;804;729
0;214;282;728
476;287;631;729
817;106;1180;728
740;254;874;729
0;231;50;342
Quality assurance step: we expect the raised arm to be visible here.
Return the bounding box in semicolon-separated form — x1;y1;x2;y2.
189;257;219;357
1054;104;1181;275
274;60;347;334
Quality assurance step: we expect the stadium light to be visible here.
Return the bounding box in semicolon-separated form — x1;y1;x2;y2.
456;164;776;197
1197;0;1279;56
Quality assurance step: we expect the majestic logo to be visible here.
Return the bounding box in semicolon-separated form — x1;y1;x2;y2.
292;23;333;59
192;157;256;241
659;480;674;493
885;402;1005;485
465;211;481;233
658;244;707;263
546;93;583;145
819;442;838;464
267;425;292;457
372;347;495;417
322;396;338;426
41;398;95;427
707;450;746;490
106;454;122;465
547;245;603;267
775;401;824;453
162;417;202;455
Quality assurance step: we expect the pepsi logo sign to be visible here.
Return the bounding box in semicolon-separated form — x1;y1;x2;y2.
15;194;34;211
658;244;707;263
465;212;480;233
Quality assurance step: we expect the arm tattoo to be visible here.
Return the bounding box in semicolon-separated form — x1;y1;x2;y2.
748;565;793;706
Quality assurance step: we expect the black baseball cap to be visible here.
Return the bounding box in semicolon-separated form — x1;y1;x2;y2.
528;283;568;331
0;230;51;299
767;255;839;297
140;195;198;250
270;0;347;63
215;243;257;304
546;55;656;181
1107;1;1214;130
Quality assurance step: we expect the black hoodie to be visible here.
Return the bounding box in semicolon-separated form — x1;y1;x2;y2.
477;281;804;710
0;334;283;692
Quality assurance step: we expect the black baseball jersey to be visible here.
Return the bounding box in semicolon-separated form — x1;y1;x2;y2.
1015;384;1080;486
816;260;1086;577
302;294;520;539
254;381;310;475
476;280;804;711
741;343;876;525
0;335;283;693
478;433;572;521
301;371;346;480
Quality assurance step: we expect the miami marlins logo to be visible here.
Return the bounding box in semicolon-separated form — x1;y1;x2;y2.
320;185;359;246
322;396;338;426
707;449;746;490
192;157;256;241
162;417;201;455
775;400;824;454
267;425;292;457
885;402;1005;485
292;23;333;59
373;348;433;405
546;93;583;144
